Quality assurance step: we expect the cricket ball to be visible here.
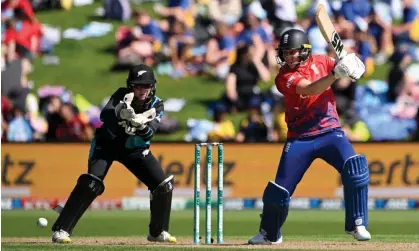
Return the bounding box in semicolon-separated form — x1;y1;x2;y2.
37;217;48;228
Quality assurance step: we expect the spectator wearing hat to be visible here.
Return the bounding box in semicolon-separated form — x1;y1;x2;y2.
236;96;268;142
207;103;235;142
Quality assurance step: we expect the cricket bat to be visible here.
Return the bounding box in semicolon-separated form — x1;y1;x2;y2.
315;4;348;60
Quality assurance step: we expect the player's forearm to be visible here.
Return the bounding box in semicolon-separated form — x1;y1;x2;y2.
296;73;336;95
135;119;160;141
135;126;154;141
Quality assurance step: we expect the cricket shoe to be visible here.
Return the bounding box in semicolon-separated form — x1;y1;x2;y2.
346;226;371;241
52;230;71;243
248;232;283;245
147;231;177;243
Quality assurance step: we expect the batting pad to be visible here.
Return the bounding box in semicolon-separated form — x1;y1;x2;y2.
342;155;369;231
260;181;290;242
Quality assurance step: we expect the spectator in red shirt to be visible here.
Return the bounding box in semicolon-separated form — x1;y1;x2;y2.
2;0;35;21
55;104;93;141
4;9;41;61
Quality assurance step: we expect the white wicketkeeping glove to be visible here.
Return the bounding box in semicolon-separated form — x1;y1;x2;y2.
115;93;135;120
118;120;137;135
130;108;156;128
333;53;365;81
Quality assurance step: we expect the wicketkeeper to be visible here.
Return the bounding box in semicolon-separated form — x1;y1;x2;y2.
51;64;176;244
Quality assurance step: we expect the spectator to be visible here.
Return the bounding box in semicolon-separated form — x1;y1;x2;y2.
205;22;236;80
7;104;32;142
332;77;357;115
117;9;165;67
44;96;62;140
1;96;13;140
341;109;371;142
261;0;297;36
168;18;195;77
3;9;41;80
1;0;36;22
368;2;394;64
236;96;268;142
224;45;270;112
55;104;93;141
404;62;419;101
390;62;419;119
134;10;164;49
387;48;412;102
353;18;377;76
340;0;372;24
1;59;30;112
392;0;418;45
207;103;235;142
103;0;132;22
208;0;242;26
1;114;7;141
236;3;271;49
414;106;419;141
271;97;287;142
154;0;194;28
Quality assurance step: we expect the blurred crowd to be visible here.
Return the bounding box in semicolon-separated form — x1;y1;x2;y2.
1;0;419;142
1;0;65;142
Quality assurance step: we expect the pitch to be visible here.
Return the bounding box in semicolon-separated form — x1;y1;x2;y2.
2;210;418;251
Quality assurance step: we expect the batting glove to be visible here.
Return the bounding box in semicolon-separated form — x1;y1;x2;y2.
333;53;365;81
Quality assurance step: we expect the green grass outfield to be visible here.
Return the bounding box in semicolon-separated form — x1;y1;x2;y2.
2;210;419;251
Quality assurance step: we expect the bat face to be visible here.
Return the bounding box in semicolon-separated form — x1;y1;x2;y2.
315;4;347;59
